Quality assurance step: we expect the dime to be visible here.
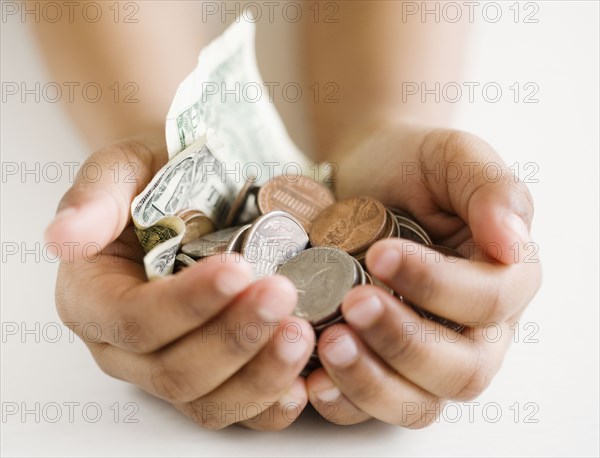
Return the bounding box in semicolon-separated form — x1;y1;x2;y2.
174;253;197;272
365;271;394;295
277;247;357;325
310;197;388;255
181;226;242;259
224;177;257;227
242;211;308;280
387;209;400;239
396;219;431;245
257;175;335;232
351;256;367;286
177;209;216;245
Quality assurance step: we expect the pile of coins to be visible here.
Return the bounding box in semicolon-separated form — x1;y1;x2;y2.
176;174;463;375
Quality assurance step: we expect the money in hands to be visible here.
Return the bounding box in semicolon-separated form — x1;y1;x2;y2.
178;174;465;375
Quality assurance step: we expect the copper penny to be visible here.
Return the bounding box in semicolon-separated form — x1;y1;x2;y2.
310;196;387;255
353;209;397;263
257;175;335;232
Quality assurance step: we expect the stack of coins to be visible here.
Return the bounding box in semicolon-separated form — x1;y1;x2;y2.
277;247;368;375
177;174;464;374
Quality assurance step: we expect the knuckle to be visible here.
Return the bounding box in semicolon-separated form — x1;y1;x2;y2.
122;334;159;354
345;376;384;403
456;348;493;400
245;420;290;432
54;271;73;323
150;362;197;403
222;324;262;359
403;400;442;429
247;372;289;398
482;284;509;324
386;323;422;366
89;343;121;380
510;180;535;223
186;402;228;431
246;409;297;431
401;253;439;304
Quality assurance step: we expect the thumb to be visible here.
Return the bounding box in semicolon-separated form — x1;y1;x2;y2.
467;177;535;265
428;130;535;265
44;137;165;260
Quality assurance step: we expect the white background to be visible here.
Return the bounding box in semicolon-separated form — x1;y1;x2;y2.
1;1;599;456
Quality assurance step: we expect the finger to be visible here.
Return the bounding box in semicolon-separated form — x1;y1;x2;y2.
238;378;309;431
342;286;510;400
306;368;372;425
178;319;313;430
318;325;442;427
365;239;541;324
420;129;536;265
58;253;254;353
45;135;166;258
90;276;299;403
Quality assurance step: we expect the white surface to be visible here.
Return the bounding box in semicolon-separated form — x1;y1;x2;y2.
1;1;599;457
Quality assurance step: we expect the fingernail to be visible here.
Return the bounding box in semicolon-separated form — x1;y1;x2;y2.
311;377;341;402
45;207;77;237
369;247;400;279
214;267;249;297
256;278;296;321
52;207;78;224
321;333;358;368
276;333;309;362
344;295;383;329
506;213;530;243
279;380;306;406
315;385;341;403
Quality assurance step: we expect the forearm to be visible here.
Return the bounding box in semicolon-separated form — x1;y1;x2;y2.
30;2;207;150
302;1;469;160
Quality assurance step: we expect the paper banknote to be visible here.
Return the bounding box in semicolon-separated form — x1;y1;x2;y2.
131;15;309;279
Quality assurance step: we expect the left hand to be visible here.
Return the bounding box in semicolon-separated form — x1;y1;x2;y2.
305;123;542;426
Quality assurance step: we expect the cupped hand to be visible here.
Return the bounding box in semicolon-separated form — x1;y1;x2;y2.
45;135;314;431
306;123;542;426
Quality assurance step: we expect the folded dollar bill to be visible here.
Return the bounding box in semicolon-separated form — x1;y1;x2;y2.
131;14;309;279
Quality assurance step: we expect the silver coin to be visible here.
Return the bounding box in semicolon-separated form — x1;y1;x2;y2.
388;209;401;238
389;208;433;245
237;187;260;225
365;271;394;295
241;211;308;280
396;219;431;245
395;216;432;245
277;247;357;325
351;256;367;286
174;253;197;272
312;312;345;333
181;226;242;259
225;224;252;253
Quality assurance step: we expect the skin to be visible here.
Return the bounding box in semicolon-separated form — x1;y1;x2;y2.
39;1;541;430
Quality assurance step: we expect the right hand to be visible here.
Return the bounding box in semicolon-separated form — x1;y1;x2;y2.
45;135;314;431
